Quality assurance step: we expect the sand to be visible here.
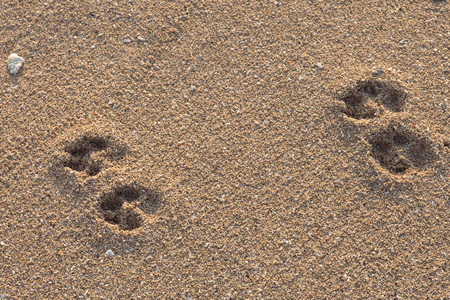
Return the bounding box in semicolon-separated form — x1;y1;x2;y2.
0;0;449;298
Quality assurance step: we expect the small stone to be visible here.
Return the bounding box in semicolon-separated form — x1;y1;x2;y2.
189;86;197;95
123;37;132;44
105;250;115;257
371;67;384;77
7;53;24;75
316;63;324;71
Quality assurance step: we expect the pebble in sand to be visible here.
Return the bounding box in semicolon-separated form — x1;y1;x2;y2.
7;53;24;75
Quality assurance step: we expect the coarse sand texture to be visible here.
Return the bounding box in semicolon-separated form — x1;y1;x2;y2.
0;0;449;299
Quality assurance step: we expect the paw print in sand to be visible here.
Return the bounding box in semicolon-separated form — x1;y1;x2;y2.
368;124;437;174
339;79;407;119
98;184;160;231
59;134;127;177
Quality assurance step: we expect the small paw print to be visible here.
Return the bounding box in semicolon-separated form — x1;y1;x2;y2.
98;184;160;231
339;79;407;119
368;124;437;174
59;134;127;176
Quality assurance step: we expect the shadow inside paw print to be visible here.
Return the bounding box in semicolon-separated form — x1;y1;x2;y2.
61;135;126;176
368;125;437;174
99;184;160;231
340;79;407;119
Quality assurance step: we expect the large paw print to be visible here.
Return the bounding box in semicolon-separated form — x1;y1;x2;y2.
61;134;127;176
340;79;407;119
368;124;437;174
98;184;160;231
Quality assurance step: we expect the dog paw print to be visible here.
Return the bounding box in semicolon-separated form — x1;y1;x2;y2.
368;125;437;174
337;76;440;175
339;79;407;119
61;135;127;176
98;184;160;231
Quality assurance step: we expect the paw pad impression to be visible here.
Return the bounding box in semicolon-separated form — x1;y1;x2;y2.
61;134;126;176
340;79;407;119
98;184;160;231
368;125;436;174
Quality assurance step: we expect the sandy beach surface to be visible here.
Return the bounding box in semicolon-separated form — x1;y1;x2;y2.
0;0;449;298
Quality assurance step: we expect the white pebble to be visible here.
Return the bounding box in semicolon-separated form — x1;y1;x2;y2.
105;249;115;257
7;53;24;75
